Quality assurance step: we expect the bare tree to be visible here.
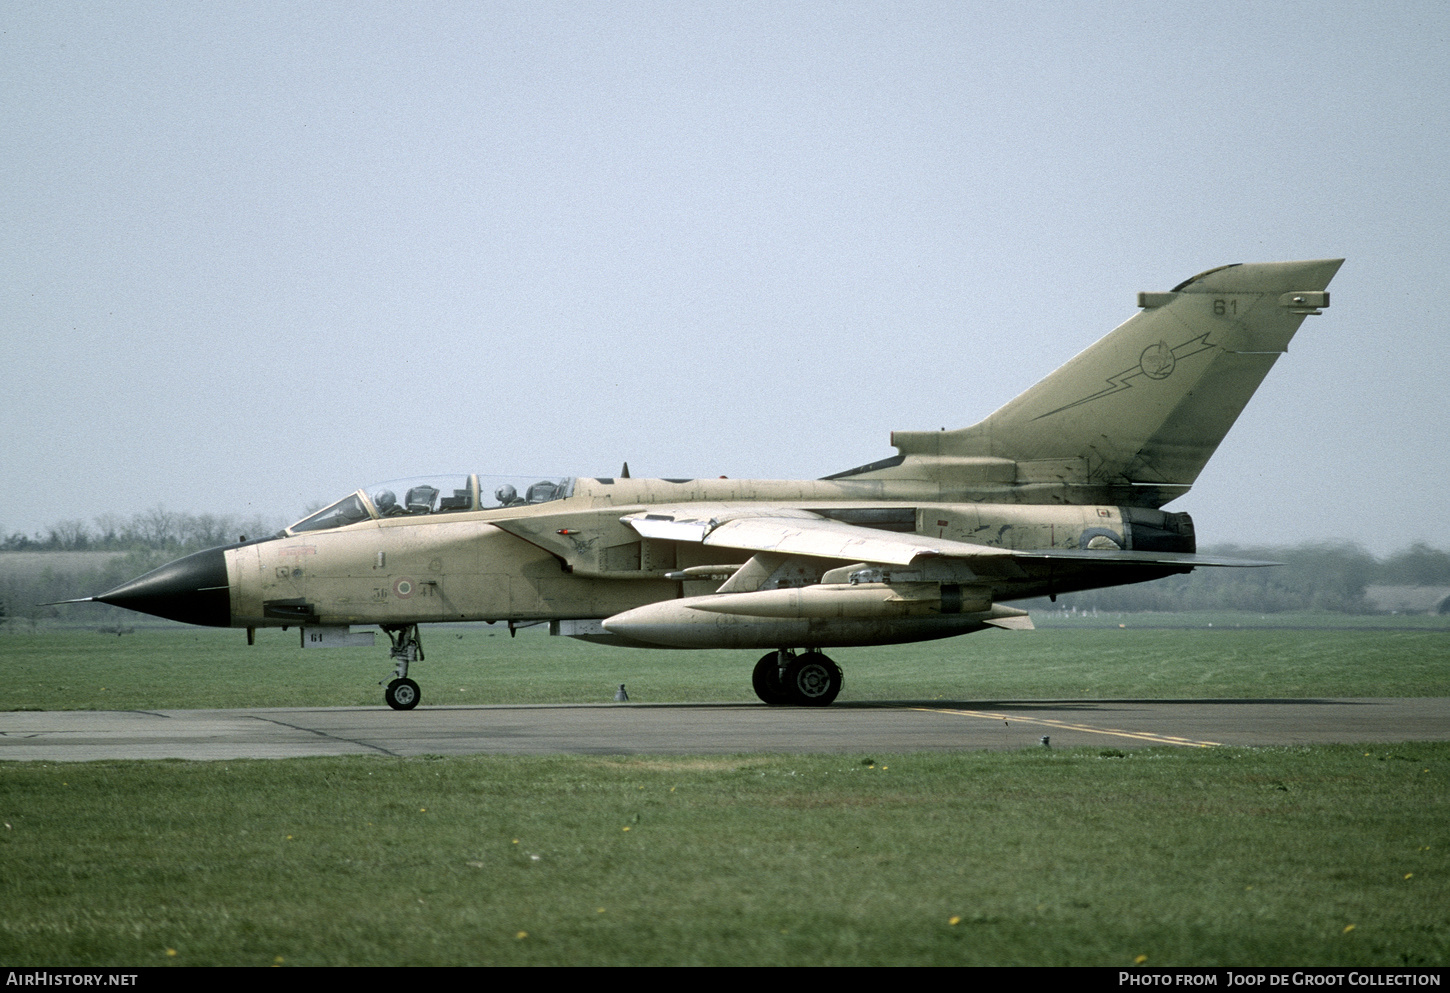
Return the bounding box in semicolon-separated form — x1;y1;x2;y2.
135;505;179;547
92;513;124;547
46;519;92;550
180;513;234;548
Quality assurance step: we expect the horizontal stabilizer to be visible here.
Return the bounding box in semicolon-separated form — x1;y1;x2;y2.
983;613;1035;630
1007;549;1278;568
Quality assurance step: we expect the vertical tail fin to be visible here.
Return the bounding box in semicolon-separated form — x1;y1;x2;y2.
876;259;1343;505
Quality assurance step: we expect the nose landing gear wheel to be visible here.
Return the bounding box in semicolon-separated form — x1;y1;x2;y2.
385;677;420;710
783;652;842;706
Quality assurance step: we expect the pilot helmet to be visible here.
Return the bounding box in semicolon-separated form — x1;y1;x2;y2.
495;484;517;504
372;489;398;513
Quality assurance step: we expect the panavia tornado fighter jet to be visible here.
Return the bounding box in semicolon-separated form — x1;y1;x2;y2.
75;259;1342;708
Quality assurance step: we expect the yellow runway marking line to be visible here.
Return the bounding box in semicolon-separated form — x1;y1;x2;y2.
911;707;1222;748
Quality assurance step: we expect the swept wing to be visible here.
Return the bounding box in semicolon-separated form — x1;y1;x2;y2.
620;510;1273;570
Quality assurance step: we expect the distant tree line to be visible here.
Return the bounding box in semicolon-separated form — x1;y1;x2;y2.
3;509;1449;626
1;507;283;554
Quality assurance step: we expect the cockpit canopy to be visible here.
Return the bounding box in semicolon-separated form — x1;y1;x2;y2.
287;474;575;534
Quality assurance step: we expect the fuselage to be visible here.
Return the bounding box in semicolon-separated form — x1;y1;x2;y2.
96;474;1194;633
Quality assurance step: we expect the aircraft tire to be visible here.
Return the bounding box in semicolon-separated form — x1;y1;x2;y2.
783;652;842;707
752;652;792;705
385;677;421;710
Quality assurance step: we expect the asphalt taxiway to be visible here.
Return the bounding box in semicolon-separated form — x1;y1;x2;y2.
2;697;1447;761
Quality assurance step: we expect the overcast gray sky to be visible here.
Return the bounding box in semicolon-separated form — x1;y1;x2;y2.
3;1;1446;554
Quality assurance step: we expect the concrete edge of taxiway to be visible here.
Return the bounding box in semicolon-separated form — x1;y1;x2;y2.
2;698;1448;762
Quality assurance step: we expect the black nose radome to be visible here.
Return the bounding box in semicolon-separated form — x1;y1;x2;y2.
96;547;232;627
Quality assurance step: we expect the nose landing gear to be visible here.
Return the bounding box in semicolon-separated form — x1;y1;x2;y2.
381;624;424;710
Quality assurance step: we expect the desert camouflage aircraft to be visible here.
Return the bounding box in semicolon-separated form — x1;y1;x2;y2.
75;259;1341;708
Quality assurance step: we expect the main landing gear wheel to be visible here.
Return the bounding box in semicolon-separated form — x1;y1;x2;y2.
783;651;843;707
754;650;844;706
752;651;793;705
385;677;420;710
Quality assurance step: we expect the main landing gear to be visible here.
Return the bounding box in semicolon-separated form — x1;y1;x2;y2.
752;649;843;707
381;623;423;710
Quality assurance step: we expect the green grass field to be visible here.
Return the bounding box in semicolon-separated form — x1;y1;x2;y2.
1;746;1445;966
3;616;1449;711
1;618;1447;966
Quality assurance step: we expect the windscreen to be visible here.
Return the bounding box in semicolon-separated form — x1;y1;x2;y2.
288;493;372;533
286;474;577;534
